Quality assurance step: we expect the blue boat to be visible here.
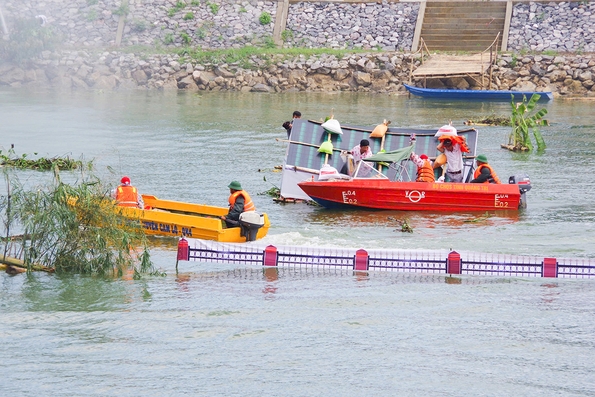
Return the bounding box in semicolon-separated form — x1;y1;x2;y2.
403;84;553;102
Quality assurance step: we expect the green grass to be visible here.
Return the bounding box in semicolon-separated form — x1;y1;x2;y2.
172;46;374;68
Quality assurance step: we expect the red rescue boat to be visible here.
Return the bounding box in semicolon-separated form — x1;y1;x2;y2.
298;146;531;211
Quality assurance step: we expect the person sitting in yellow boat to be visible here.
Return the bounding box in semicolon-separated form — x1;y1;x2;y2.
470;154;501;184
221;181;255;228
111;176;144;209
410;153;435;182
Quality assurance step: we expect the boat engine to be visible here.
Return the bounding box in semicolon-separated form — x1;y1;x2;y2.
509;174;532;209
239;211;265;242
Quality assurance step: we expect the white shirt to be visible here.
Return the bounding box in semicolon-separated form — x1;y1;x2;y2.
443;144;463;173
351;145;373;163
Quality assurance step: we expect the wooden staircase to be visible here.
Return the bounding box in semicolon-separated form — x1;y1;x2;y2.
419;1;507;52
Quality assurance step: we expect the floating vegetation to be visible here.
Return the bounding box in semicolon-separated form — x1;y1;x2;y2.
0;146;92;171
388;216;413;233
260;186;280;197
464;212;492;223
464;114;511;126
260;176;280;198
504;93;549;152
0;170;160;277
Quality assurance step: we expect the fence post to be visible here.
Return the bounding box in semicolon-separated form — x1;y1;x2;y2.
542;257;558;278
263;245;278;267
354;249;369;271
447;251;461;274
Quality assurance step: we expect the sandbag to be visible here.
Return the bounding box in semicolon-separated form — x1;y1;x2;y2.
370;119;391;138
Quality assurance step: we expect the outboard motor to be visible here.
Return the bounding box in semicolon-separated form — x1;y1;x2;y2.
509;174;532;209
238;211;265;242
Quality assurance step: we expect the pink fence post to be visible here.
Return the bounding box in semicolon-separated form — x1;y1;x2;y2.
263;245;278;267
354;249;369;271
177;238;189;261
447;251;461;275
542;257;558;278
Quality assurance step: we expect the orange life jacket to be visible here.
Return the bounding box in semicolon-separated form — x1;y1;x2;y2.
116;185;139;207
229;190;255;212
473;164;501;184
417;160;435;182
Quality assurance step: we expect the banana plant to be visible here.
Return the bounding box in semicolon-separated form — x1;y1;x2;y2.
508;93;549;152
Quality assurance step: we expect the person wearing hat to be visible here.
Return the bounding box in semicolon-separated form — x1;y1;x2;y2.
434;125;470;183
221;181;256;227
410;152;435;182
470;154;501;184
111;176;144;208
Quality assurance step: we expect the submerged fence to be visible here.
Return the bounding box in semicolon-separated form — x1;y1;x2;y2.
177;239;595;279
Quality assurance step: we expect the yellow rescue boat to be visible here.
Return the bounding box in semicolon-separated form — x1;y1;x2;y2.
119;195;270;243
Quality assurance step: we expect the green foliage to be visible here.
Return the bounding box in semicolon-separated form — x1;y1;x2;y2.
175;46;354;70
163;33;174;45
0;147;91;171
168;1;187;17
0;17;60;65
0;171;156;276
259;11;272;25
196;27;207;40
191;0;201;5
261;35;276;49
180;32;191;45
131;19;148;32
239;6;247;13
509;54;517;68
86;10;98;22
281;29;294;43
183;12;195;20
207;2;219;14
508;94;549;152
113;3;130;16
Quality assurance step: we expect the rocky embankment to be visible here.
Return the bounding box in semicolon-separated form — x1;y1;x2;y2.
1;50;594;97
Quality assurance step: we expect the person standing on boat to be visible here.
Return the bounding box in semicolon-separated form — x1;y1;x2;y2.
470;154;501;184
434;126;470;183
410;153;435;182
350;139;373;163
282;110;301;138
221;181;255;228
112;176;144;208
341;139;373;176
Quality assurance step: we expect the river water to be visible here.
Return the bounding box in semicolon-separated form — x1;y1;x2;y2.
1;88;595;396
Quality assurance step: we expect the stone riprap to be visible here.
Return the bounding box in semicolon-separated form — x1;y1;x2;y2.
1;49;593;97
1;1;416;50
285;3;418;51
508;1;595;53
0;1;594;96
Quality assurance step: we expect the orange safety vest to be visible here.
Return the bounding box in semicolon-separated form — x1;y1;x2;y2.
473;164;501;184
116;185;139;207
229;190;255;212
417;160;435;182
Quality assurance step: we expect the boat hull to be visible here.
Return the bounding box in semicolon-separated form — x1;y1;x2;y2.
119;195;270;242
403;83;553;102
297;179;523;211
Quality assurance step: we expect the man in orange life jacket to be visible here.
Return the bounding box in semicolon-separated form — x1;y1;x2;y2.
221;181;255;228
112;176;144;208
470;154;501;184
410;152;435;182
